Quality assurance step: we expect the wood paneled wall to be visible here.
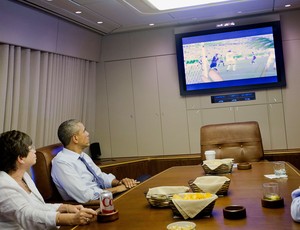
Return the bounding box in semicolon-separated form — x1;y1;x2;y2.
98;156;201;180
98;151;300;180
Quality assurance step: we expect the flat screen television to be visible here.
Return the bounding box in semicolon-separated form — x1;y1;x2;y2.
175;21;286;96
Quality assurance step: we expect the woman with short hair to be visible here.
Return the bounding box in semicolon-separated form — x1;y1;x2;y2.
0;130;97;229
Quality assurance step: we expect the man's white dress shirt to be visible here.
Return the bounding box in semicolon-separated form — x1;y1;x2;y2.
51;148;115;203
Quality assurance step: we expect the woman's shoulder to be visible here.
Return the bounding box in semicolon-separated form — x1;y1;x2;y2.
0;171;9;180
0;171;14;187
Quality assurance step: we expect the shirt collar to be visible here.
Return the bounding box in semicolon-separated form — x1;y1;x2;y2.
62;147;85;160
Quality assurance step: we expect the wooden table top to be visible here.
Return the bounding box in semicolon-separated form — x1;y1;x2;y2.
62;161;300;230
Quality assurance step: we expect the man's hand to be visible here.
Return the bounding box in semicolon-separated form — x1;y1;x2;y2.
120;178;140;189
108;184;128;194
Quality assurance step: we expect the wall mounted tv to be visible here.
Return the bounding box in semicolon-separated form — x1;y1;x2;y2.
175;21;286;96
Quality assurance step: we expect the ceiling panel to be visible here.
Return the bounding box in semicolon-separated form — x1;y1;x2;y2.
169;0;274;18
16;0;300;35
274;0;300;10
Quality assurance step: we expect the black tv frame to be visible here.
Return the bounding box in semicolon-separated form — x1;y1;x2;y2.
175;21;286;96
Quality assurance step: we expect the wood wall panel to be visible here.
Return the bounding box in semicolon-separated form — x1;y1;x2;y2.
265;153;300;171
98;151;300;181
99;157;201;180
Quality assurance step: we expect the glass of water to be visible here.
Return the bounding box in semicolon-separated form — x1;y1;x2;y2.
273;161;286;176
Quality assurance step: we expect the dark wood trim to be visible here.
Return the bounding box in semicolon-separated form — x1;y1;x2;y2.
96;155;201;180
95;150;300;180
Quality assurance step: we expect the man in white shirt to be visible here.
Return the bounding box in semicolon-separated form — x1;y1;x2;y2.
51;119;139;203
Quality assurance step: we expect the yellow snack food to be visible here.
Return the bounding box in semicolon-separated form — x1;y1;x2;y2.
172;193;212;200
172;194;182;200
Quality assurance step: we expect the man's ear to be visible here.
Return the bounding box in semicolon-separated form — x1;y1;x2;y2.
72;134;79;144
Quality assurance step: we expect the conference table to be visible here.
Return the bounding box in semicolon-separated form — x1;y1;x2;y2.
62;161;300;230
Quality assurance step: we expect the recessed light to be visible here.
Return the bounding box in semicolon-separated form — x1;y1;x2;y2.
149;23;155;26
285;4;291;8
75;11;82;14
216;21;235;28
146;0;231;11
97;21;103;24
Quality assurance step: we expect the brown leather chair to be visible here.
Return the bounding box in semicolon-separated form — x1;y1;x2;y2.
31;143;99;208
200;121;264;163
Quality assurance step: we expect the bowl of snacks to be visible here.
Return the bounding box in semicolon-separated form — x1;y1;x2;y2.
202;158;234;174
188;176;230;196
145;186;190;208
167;221;196;230
170;193;218;219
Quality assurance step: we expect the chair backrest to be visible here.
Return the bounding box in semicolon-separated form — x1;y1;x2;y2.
90;142;101;160
200;121;264;163
31;143;101;208
31;143;64;203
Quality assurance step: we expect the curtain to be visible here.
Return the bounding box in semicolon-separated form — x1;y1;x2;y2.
0;44;96;147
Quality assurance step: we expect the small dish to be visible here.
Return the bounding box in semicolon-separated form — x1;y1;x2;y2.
237;162;252;170
167;221;196;230
223;205;246;220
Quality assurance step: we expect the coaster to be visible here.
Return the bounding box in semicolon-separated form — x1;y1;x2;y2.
237;162;252;170
97;210;119;222
261;198;284;208
223;205;246;220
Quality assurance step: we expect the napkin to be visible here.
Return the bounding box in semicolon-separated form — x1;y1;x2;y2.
203;158;234;170
172;194;218;219
192;176;230;194
146;186;190;198
264;174;288;179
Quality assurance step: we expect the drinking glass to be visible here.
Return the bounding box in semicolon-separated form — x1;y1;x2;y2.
273;161;286;176
205;150;216;160
263;182;280;200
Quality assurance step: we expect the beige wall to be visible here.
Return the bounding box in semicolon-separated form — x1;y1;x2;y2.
280;10;300;148
0;1;101;148
97;10;300;158
0;0;101;62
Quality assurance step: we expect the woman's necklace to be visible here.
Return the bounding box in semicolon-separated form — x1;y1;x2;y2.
19;178;31;193
10;173;32;193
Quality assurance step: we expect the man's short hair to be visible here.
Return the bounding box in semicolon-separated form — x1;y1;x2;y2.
57;119;81;147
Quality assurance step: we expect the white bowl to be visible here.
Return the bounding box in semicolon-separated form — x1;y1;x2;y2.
167;221;196;230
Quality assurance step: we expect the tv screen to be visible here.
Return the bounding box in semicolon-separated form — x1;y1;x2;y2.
175;21;286;96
